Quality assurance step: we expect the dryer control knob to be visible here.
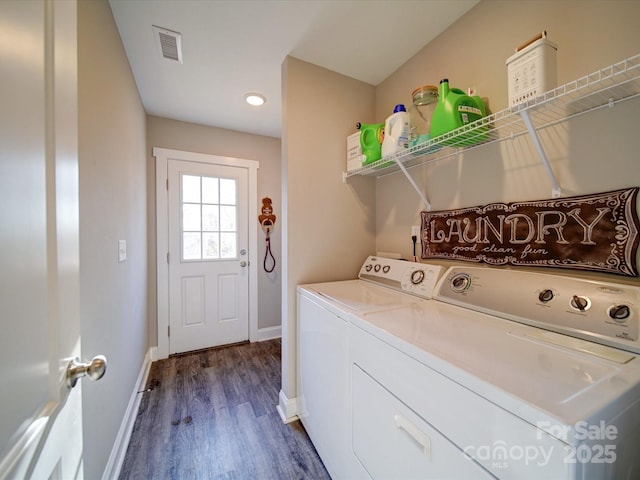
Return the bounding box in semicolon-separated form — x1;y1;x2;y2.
571;295;590;312
410;269;425;285
609;304;631;322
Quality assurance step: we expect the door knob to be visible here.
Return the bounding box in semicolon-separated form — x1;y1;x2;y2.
240;261;247;267
66;355;107;388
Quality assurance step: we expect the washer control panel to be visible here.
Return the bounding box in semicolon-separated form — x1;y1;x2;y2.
435;266;640;354
358;256;442;300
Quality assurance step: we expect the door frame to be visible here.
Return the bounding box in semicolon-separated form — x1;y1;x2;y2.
154;147;259;359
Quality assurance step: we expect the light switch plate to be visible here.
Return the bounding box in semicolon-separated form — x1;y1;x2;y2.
118;240;127;263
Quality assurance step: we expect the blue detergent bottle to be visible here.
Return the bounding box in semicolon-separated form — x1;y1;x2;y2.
381;104;410;157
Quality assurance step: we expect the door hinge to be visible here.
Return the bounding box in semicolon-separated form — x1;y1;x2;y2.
167;252;170;264
168;326;170;337
166;178;169;190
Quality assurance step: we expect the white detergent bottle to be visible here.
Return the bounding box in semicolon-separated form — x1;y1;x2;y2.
381;104;410;157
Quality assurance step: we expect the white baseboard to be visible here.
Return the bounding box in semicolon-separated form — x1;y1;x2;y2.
257;325;281;342
102;347;155;480
276;389;298;424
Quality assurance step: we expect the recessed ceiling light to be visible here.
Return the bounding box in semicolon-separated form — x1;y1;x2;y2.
245;93;266;106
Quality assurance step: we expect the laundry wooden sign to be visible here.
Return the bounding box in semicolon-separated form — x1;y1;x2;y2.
420;188;639;276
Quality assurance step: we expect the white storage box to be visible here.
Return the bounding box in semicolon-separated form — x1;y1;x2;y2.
506;36;557;107
347;132;365;171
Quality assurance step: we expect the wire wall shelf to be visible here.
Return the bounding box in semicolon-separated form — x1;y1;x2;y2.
343;53;640;207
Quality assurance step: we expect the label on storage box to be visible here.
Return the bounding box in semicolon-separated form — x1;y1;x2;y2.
507;38;557;106
347;132;364;171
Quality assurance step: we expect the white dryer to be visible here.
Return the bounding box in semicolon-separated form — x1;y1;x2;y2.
297;256;442;479
349;265;640;479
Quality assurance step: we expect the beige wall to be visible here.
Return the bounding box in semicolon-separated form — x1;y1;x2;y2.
146;115;282;346
281;57;376;407
282;0;640;412
78;0;148;478
375;0;640;284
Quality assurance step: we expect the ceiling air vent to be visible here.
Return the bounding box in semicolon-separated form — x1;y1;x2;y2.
153;25;183;64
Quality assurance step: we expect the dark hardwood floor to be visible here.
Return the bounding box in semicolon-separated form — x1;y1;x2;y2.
118;339;331;480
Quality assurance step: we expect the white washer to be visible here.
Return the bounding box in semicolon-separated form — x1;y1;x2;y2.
349;265;640;479
296;256;442;479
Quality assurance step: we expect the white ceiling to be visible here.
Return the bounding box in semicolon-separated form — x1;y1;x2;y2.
108;0;479;138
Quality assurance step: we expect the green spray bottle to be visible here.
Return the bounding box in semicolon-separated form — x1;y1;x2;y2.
356;122;384;165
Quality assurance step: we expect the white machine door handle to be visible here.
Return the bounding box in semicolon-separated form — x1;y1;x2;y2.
394;413;431;458
66;355;107;388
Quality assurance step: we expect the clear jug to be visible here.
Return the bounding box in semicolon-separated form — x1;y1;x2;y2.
408;85;438;147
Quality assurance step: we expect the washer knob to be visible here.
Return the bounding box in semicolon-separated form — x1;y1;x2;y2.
538;289;554;303
450;273;471;293
609;304;631;322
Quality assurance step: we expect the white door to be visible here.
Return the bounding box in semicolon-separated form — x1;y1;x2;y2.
167;159;250;354
0;1;96;479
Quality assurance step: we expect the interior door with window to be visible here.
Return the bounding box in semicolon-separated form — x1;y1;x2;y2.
167;160;250;354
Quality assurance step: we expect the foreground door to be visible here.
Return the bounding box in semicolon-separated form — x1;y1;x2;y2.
167;159;250;354
0;1;86;478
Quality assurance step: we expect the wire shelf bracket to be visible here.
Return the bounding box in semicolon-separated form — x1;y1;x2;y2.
518;106;562;198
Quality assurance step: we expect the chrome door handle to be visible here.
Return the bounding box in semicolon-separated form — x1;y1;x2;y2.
240;261;247;267
66;355;107;388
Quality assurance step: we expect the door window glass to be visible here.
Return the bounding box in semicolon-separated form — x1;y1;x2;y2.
181;174;237;260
